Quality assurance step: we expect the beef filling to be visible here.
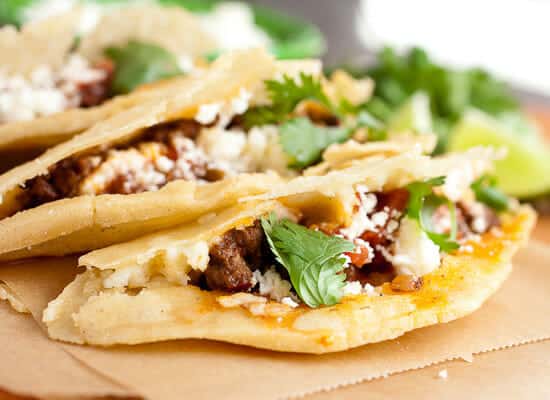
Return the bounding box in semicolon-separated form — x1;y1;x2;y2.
204;220;274;292
20;120;222;210
195;190;503;296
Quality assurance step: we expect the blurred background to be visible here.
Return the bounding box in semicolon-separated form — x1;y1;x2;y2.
255;0;550;105
1;0;549;209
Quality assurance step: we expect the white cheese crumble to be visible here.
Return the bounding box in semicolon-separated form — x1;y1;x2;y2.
0;68;69;123
196;124;291;177
438;369;449;379
343;281;379;297
343;281;362;296
195;102;222;125
440;166;475;202
177;55;195;74
340;210;374;240
245;125;291;175
392;217;441;277
363;283;377;296
360;192;378;214
353;238;374;263
230;88;252;115
0;54;106;124
253;267;293;302
199;2;272;51
194;89;252;128
371;211;389;227
281;297;299;308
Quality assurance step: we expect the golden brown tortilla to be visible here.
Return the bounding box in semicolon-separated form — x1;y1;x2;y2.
42;196;535;352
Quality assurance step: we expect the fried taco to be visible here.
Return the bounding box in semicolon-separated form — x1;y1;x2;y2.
43;147;535;352
0;4;216;154
0;48;405;261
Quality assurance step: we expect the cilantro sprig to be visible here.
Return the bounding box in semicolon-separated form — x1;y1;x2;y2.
261;214;354;308
279;117;352;169
243;72;333;128
105;41;183;95
471;175;509;212
405;177;459;252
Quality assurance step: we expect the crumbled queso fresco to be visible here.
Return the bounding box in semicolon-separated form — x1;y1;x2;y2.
193;90;291;176
0;55;107;123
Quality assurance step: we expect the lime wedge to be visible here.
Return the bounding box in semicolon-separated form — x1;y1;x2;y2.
387;92;433;134
448;109;550;198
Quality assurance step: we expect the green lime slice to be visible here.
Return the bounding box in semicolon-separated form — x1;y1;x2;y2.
387;92;433;134
448;109;550;198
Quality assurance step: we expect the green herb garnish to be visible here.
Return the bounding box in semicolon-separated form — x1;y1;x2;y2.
405;176;459;251
356;46;520;154
243;72;332;127
356;110;387;141
279;117;352;169
105;40;183;95
471;175;509;212
261;214;354;308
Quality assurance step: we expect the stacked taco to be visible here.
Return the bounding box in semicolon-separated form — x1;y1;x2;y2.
0;4;216;156
0;48;407;260
0;45;535;354
43;146;535;352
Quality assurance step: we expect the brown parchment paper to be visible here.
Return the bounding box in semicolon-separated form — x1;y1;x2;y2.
0;302;131;399
1;241;550;400
310;339;550;400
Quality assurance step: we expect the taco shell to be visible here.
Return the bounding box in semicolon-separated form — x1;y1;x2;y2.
42;179;535;352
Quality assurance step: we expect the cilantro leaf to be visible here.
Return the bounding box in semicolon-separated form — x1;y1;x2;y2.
279;117;352;169
405;177;459;252
267;72;331;113
471;175;509;212
243;72;333;127
405;177;446;219
105;41;183;95
261;214;354;308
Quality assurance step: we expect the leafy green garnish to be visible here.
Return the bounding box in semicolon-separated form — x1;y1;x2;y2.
471;175;509;212
356;110;387;141
405;177;459;252
354;47;520;154
269;72;331;112
0;0;35;26
261;214;354;308
243;72;333;127
279;117;352;169
105;41;183;95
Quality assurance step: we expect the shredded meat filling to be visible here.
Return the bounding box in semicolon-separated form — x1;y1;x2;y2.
20;120;223;210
